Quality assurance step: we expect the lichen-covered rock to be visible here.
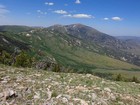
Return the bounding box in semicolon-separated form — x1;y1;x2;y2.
34;57;57;70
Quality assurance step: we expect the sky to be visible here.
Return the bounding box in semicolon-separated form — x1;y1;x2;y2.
0;0;140;36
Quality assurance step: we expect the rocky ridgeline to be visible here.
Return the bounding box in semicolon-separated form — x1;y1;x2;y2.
0;65;140;105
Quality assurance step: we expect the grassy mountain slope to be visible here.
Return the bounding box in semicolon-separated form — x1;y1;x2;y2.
48;24;128;49
48;24;140;66
0;25;33;33
0;65;140;105
0;27;139;71
0;32;30;53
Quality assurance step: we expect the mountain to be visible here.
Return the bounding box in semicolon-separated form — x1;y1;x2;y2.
48;24;127;49
48;24;140;66
117;36;140;45
116;36;140;55
116;36;140;40
0;24;140;71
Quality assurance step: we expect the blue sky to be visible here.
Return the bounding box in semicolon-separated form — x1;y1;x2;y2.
0;0;140;36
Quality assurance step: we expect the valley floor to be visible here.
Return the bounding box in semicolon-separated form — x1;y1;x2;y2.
0;65;140;105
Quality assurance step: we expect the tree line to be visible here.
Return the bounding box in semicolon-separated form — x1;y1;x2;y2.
0;50;33;67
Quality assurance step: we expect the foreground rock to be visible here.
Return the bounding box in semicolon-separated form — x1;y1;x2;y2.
0;65;140;105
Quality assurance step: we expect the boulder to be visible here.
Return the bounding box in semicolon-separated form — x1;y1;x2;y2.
35;57;57;70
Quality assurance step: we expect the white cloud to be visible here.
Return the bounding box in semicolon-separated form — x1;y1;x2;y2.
0;4;5;8
0;4;9;14
64;4;68;6
0;8;9;14
73;14;93;18
64;14;72;17
112;17;123;21
54;10;67;14
37;10;41;13
64;14;94;19
45;2;54;6
37;10;47;15
75;0;81;4
103;17;109;20
44;12;47;15
0;4;9;18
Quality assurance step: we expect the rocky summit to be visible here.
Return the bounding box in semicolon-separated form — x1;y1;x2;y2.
0;65;140;105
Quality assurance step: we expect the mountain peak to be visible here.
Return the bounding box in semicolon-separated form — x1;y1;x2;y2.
65;23;90;28
50;24;63;27
70;23;85;26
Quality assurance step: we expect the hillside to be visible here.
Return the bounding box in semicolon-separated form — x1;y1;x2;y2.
0;25;33;33
0;65;140;105
117;36;140;56
0;25;139;71
116;36;140;41
48;24;126;49
0;32;30;53
48;24;140;66
116;36;140;48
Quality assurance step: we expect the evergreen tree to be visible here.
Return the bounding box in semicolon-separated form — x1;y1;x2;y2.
132;76;139;83
53;64;61;72
116;74;123;81
0;51;12;65
14;51;32;67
